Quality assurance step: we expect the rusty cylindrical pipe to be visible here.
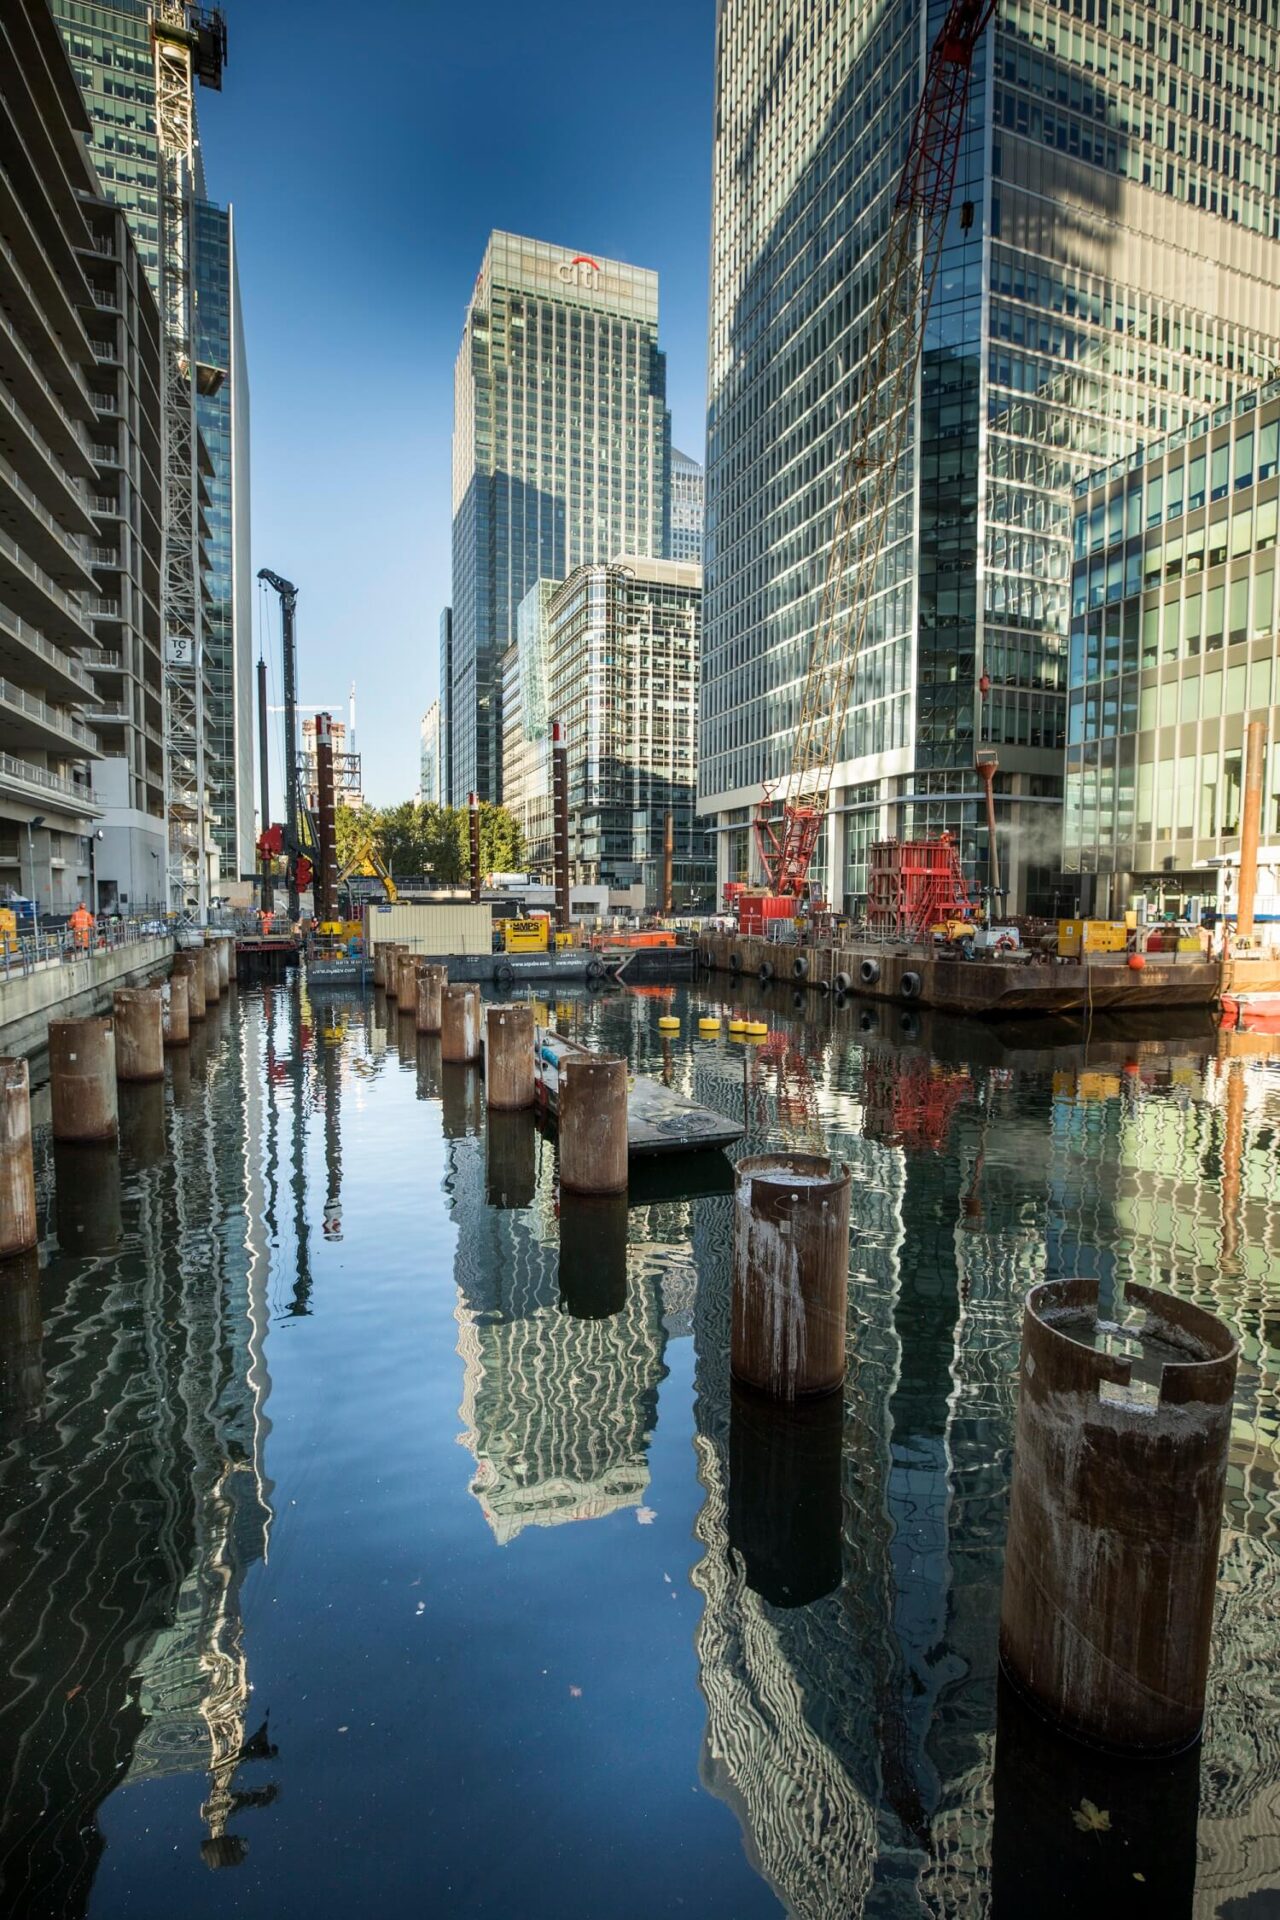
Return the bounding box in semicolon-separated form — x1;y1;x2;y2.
730;1153;852;1399
113;988;165;1083
173;951;206;1020
415;963;448;1034
485;1003;535;1111
999;1278;1238;1752
49;1016;118;1143
1236;718;1265;943
383;944;403;1001
440;983;482;1064
372;943;388;988
0;1058;38;1257
160;969;190;1047
558;1054;628;1194
202;941;220;1004
395;950;419;1008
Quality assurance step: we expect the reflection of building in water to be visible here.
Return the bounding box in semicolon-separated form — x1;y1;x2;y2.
1046;1046;1280;1910
0;1000;276;1910
446;1133;669;1541
120;995;277;1869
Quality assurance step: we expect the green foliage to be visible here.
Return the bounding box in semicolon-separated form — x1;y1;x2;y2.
338;800;525;885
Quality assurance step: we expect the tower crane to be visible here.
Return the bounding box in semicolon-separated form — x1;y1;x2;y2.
755;0;998;899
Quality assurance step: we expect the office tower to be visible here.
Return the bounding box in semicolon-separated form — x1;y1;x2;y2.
701;0;1280;914
503;558;714;903
419;699;441;806
0;0;108;914
438;607;453;804
1066;380;1280;917
54;0;256;891
669;447;704;563
449;232;671;805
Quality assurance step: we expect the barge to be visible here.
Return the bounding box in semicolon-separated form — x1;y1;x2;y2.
698;931;1280;1019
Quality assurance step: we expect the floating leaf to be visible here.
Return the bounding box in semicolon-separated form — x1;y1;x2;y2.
1072;1798;1111;1834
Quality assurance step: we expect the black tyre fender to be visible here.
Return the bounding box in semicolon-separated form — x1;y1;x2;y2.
834;971;852;994
814;977;831;995
586;958;605;981
495;961;514;987
900;970;923;1000
792;955;809;980
859;957;880;986
758;960;774;984
729;952;741;973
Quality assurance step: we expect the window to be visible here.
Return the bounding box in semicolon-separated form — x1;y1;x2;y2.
1211;443;1229;500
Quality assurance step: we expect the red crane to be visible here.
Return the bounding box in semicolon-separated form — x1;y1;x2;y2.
755;0;998;899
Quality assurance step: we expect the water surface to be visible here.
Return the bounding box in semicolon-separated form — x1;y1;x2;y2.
1;979;1277;1917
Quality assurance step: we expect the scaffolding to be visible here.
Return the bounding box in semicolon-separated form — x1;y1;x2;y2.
151;3;226;913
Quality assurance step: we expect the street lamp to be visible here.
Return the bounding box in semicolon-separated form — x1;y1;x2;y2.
26;815;44;930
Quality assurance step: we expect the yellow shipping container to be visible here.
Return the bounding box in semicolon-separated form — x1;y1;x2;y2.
1058;919;1128;957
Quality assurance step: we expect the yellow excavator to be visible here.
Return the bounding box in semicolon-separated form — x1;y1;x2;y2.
320;835;397;939
337;834;398;904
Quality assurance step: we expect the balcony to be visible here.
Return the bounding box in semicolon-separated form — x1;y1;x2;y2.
92;442;119;465
86;596;121;619
0;672;100;755
91;494;120;515
0;381;95;534
0;302;95;477
0;750;99;814
83;648;124;672
0;526;95;649
0;601;92;700
0;447;95;589
0;214;94;424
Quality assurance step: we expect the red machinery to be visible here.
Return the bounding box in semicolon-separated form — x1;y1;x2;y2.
867;834;973;941
753;0;997;900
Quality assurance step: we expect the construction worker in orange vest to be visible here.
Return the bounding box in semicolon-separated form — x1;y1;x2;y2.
69;902;94;950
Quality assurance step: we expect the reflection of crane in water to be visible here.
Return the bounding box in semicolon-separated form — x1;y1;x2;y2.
264;985;314;1316
315;1008;346;1241
862;1047;972;1154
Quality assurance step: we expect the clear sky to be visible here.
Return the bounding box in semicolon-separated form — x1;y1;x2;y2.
199;0;716;808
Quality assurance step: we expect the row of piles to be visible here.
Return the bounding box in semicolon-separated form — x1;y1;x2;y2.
729;1146;1239;1759
377;945;628;1194
0;936;236;1251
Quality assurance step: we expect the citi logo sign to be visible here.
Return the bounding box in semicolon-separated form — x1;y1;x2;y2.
556;253;601;287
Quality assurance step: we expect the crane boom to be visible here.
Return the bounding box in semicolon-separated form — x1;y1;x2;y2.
755;0;997;897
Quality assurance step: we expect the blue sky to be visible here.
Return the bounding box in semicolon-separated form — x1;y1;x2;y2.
201;0;716;807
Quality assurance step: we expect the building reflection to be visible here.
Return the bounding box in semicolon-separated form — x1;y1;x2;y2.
681;1009;1280;1917
444;1119;672;1543
0;990;278;1910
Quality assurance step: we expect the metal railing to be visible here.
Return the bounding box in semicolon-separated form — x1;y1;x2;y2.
0;674;98;750
0;751;98;805
0;914;173;982
0;603;91;688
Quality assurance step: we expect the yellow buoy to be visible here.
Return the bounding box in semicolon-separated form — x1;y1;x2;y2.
698;1016;721;1032
658;1015;680;1031
728;1018;748;1034
745;1020;769;1036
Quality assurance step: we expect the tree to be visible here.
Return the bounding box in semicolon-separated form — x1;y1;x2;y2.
341;799;524;886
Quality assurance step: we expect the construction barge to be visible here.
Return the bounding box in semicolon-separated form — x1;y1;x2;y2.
697;930;1280;1018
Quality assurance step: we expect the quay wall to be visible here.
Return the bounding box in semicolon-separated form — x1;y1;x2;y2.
0;938;173;1067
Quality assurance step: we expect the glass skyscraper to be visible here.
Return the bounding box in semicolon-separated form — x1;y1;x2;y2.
449;231;671;805
701;0;1280;914
54;0;256;884
669;447;705;563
